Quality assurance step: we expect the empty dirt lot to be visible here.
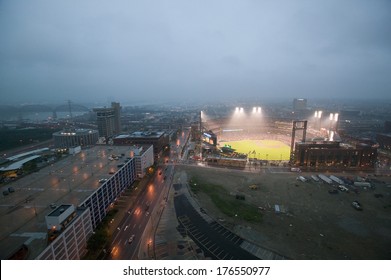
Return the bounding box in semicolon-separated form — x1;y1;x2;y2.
176;165;391;260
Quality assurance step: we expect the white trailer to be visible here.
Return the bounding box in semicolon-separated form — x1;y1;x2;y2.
318;174;333;184
297;176;307;182
330;175;344;185
354;182;372;188
311;175;320;182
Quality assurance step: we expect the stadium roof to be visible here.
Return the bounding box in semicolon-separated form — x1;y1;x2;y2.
6;148;49;161
0;155;41;171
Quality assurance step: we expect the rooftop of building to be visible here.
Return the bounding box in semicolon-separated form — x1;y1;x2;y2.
6;148;49;161
53;128;98;136
296;141;377;150
47;204;73;217
0;145;135;259
0;155;41;172
377;133;391;137
115;131;165;139
92;107;115;111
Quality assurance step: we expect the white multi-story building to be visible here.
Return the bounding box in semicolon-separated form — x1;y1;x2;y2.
129;145;154;178
37;206;92;260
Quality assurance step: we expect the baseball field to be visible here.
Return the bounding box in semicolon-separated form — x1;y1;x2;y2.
219;139;290;160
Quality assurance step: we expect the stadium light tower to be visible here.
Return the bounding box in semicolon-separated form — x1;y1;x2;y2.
328;112;339;137
199;111;203;160
314;110;322;130
252;107;262;114
334;113;339;131
329;113;334;138
290;120;308;164
200;111;203;134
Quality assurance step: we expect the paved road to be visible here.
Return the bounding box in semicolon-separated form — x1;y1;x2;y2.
109;165;173;259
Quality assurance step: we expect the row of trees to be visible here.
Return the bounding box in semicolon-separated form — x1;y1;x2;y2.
0;127;58;152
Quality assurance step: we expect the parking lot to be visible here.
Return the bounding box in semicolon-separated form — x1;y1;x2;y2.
0;145;133;259
176;165;391;259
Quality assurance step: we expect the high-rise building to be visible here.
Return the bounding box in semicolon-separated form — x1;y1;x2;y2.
111;102;122;134
93;102;121;139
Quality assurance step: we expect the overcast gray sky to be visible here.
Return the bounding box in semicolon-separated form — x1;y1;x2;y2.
0;0;390;105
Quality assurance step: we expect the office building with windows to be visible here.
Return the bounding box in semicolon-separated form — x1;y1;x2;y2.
93;102;121;139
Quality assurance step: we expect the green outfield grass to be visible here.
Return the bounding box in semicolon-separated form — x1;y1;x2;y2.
220;139;291;160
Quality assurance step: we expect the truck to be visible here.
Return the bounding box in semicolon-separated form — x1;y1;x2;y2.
290;167;301;172
338;185;349;192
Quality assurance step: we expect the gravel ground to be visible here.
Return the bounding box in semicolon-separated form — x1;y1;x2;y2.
176;165;391;260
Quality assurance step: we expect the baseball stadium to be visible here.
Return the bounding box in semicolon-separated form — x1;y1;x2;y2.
199;106;302;164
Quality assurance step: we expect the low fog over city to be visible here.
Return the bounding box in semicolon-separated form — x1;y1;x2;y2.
1;0;391;105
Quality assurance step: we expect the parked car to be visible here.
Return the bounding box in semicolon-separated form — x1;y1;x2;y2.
338;185;349;192
352;201;363;211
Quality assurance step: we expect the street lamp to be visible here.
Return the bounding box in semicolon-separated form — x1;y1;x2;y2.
147;240;153;259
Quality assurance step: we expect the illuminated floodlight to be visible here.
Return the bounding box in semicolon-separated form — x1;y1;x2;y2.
252;107;261;113
329;113;334;120
235;107;239;113
334;113;339;122
239;107;244;113
315;110;322;118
